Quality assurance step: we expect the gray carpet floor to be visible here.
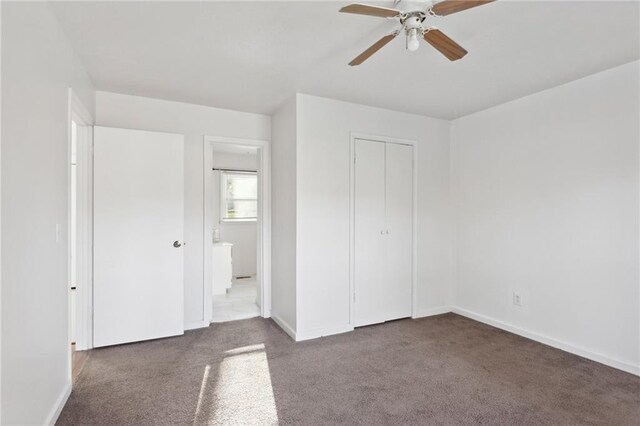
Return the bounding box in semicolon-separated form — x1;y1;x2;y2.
57;313;640;425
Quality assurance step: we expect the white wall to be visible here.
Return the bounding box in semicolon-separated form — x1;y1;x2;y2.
211;152;258;277
0;3;3;421
451;61;640;374
295;94;453;337
95;92;270;328
270;96;298;332
1;2;95;424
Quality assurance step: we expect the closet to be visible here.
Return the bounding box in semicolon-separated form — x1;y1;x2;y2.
353;138;413;327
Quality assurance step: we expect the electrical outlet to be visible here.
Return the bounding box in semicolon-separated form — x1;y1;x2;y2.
513;291;523;307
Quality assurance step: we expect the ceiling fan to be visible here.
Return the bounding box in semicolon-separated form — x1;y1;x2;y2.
340;0;495;65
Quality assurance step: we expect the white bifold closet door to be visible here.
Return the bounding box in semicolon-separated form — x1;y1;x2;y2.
354;139;413;327
93;126;185;347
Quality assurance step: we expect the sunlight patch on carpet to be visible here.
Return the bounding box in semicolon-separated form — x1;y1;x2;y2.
193;365;211;423
200;343;278;425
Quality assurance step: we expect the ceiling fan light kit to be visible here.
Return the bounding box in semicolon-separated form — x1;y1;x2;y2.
339;0;495;65
406;28;420;51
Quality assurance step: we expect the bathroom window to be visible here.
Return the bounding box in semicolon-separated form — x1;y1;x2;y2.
221;171;257;221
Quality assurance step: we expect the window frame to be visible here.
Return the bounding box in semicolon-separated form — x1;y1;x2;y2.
220;170;258;222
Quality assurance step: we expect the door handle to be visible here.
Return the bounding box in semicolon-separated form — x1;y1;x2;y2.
173;241;183;248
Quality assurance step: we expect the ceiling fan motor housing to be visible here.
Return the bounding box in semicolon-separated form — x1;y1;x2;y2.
397;0;435;36
402;14;425;33
396;0;434;13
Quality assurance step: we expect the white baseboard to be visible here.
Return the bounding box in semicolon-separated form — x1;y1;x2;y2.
271;315;354;342
451;306;640;376
184;320;209;331
413;305;452;319
295;324;354;342
45;380;71;425
271;314;296;340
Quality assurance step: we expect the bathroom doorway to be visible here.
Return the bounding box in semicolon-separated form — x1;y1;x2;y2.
203;136;271;323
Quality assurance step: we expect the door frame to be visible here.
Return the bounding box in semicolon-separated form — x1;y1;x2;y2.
203;135;271;323
67;89;94;368
349;132;418;328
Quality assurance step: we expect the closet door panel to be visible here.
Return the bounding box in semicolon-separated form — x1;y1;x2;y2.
354;139;386;326
384;143;413;320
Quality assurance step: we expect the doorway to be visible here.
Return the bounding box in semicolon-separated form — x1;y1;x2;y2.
204;136;271;324
67;89;93;381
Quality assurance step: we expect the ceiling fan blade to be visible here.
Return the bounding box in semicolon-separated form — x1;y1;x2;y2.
349;33;398;66
340;3;402;18
430;0;495;16
423;29;468;61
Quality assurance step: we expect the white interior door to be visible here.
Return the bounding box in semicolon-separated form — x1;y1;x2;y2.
94;126;184;347
354;139;413;327
354;139;387;326
383;142;413;321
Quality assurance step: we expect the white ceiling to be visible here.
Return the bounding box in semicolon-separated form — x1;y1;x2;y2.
51;1;639;120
